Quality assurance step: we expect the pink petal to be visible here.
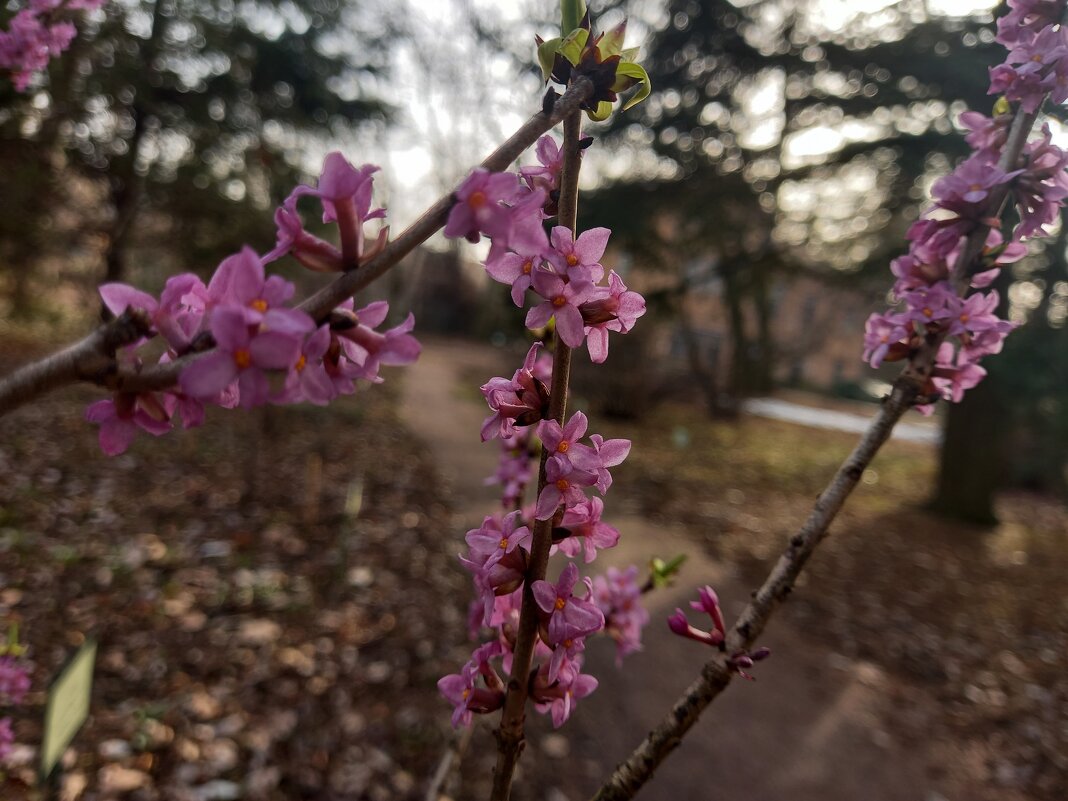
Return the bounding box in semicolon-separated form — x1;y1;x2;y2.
180;351;239;399
250;331;302;370
554;305;586;348
99;283;158;317
573;227;610;264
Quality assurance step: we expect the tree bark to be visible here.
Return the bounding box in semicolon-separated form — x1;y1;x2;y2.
929;373;1004;525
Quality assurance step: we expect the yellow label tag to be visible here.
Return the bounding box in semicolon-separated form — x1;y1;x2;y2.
40;639;97;781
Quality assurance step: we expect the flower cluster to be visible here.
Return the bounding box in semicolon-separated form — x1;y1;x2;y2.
862;1;1068;412
446;136;647;364
591;565;649;665
438;135;649;730
0;632;30;762
0;0;103;91
668;586;770;679
86;152;419;455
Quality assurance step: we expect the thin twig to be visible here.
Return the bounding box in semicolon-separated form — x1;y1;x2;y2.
0;78;594;417
589;76;1046;801
425;727;473;801
489;109;584;801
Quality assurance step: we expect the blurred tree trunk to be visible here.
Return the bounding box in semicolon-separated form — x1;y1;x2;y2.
928;266;1015;525
751;261;775;394
723;260;772;400
929;372;1005;525
675;292;725;417
100;0;167;314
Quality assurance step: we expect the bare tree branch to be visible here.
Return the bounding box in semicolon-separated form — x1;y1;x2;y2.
588;79;1046;801
0;310;152;414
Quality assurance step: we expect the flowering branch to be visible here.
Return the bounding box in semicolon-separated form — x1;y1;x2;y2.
0;77;595;417
591;3;1067;795
490;110;583;801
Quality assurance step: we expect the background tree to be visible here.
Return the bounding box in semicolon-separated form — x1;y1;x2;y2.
0;0;392;322
582;0;1067;518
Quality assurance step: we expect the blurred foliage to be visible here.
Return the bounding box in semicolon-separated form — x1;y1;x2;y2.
0;0;393;325
578;0;1006;402
578;0;1066;504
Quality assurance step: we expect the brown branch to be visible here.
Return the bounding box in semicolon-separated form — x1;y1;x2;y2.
0;78;595;415
0;310;152;415
490;109;584;801
589;75;1047;801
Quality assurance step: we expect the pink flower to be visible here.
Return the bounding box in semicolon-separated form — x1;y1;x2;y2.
99;273;210;354
531;658;598;728
464;511;532;572
85;393;172;455
579;433;631;494
479;342;549;441
286;153;387;267
264;202;345;273
179;306;313;407
537;411;595;474
548;226;610;283
273;325;337;406
0;656;31;705
592;566;649;665
669;585;728;647
485;252;546;307
526;271;595;348
444;168;521;243
206;247;296;323
531;562;604;646
534;457;597;520
332;300;421;384
520;135;563;199
579;270;647;363
862;312;910;368
558;497;620;563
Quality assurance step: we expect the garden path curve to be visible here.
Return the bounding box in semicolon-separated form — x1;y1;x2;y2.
399;336;937;801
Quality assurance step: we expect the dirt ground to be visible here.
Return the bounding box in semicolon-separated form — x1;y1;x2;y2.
0;335;1065;801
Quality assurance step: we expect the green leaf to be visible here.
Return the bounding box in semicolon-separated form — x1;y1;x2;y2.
537;36;563;82
560;0;587;36
586;100;614;122
559;27;589;66
618;62;651;112
649;553;687;589
599;20;628;58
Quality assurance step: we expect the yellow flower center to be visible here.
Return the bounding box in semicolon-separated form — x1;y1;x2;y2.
234;349;252;369
922;307;933;318
552;295;566;308
469;190;487;208
499;537;509;549
566;254;578;266
522;260;533;275
295;354;307;372
554;597;566;611
250;298;268;313
555;478;569;491
558;441;569;453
